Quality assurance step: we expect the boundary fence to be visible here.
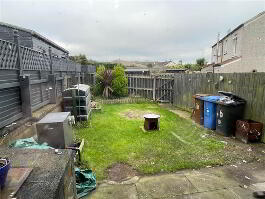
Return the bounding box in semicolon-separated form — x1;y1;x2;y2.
173;73;265;134
0;32;82;130
127;75;174;103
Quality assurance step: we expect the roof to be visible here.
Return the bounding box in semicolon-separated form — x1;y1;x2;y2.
125;68;150;72
165;68;187;71
0;21;69;53
212;11;265;47
212;24;243;47
164;61;177;67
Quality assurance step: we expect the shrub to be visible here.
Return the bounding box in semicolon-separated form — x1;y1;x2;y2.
93;65;105;96
112;65;128;97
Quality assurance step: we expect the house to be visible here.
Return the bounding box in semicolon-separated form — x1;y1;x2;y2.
164;61;177;67
165;68;187;73
0;22;69;58
125;68;150;76
202;11;265;73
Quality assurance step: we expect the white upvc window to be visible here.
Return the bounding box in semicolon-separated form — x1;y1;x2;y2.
233;35;237;56
224;39;228;55
218;42;222;56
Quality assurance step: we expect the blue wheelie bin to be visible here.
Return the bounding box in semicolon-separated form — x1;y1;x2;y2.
201;96;221;130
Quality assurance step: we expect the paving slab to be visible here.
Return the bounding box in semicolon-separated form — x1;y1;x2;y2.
185;172;240;192
179;189;245;199
250;182;265;191
86;184;138;199
136;174;197;198
228;187;256;199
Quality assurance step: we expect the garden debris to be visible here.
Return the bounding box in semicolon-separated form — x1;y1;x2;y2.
220;141;228;145
54;149;63;155
243;160;247;163
75;168;96;199
247;148;252;152
245;176;251;180
200;134;208;138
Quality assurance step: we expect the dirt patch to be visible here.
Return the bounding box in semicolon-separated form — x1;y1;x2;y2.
107;163;139;182
120;109;158;120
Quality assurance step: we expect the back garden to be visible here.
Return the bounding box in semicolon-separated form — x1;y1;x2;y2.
76;102;259;181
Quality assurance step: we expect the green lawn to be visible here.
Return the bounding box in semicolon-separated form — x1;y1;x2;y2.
76;103;231;180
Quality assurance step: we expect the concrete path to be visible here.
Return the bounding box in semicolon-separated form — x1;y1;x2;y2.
86;161;265;199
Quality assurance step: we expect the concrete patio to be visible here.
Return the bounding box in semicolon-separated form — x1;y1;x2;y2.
86;161;265;199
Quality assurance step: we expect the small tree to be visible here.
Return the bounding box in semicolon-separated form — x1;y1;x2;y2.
112;65;128;97
69;54;90;65
196;58;206;67
94;64;128;98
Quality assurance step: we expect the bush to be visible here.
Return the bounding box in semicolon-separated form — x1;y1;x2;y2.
112;65;128;97
93;65;105;96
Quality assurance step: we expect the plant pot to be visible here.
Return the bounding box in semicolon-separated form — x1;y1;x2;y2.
0;158;11;188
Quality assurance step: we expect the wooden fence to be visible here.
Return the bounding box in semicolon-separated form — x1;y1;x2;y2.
0;35;81;130
127;76;174;103
173;73;265;132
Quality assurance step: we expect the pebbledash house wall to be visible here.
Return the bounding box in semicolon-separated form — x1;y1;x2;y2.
205;12;265;73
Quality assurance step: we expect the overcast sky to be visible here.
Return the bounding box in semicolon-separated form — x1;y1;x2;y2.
0;0;264;63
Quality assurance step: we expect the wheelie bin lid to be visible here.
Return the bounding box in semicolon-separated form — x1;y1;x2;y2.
217;91;246;106
199;96;221;103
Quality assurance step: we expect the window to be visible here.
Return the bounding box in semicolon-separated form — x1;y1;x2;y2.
233;35;237;56
218;43;222;56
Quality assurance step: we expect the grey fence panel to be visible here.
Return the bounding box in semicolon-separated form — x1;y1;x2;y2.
20;46;50;71
0;37;83;129
0;70;19;85
0;87;22;129
81;65;96;73
84;73;95;86
31;83;42;108
0;39;18;70
56;80;63;97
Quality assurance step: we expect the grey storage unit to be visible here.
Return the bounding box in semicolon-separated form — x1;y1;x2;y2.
63;84;91;121
36;112;73;149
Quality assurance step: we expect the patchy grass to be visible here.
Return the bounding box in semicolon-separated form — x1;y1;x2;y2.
76;103;238;180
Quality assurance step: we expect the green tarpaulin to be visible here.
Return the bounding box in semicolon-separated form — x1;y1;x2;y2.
75;168;96;198
9;137;53;149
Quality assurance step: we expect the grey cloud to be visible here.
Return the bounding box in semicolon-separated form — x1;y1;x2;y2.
1;0;264;63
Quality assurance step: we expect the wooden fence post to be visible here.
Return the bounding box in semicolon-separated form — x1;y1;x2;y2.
13;30;23;75
153;76;156;101
15;31;33;117
48;74;57;104
20;75;33;117
48;46;53;74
